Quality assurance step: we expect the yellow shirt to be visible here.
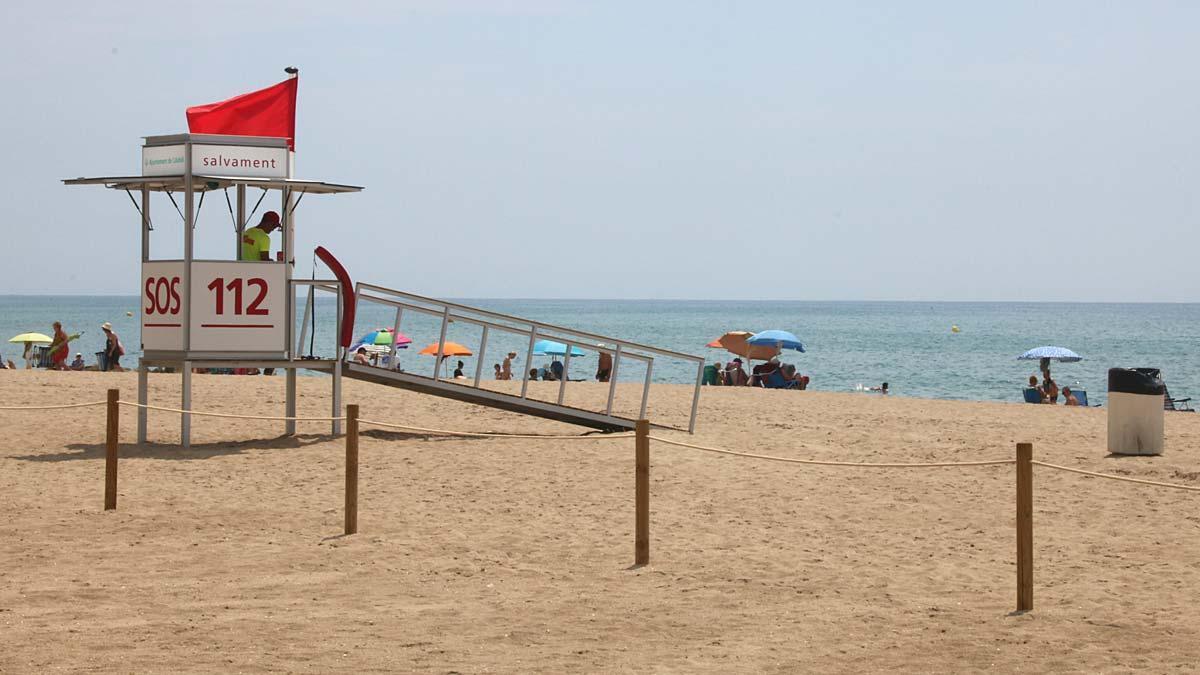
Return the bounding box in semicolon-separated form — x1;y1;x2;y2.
240;227;271;261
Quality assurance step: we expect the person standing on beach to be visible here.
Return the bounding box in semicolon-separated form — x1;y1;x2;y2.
102;322;124;372
596;350;612;382
1043;376;1059;404
240;211;281;261
502;352;516;380
48;322;70;371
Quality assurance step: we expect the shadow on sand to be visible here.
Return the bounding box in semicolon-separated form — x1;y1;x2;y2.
8;433;338;463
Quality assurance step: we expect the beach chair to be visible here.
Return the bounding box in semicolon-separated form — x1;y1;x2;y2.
702;364;720;385
1164;387;1193;412
1022;388;1042;404
762;370;799;389
1073;389;1089;407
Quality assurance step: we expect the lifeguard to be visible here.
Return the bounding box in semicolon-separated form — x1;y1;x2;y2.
240;211;281;261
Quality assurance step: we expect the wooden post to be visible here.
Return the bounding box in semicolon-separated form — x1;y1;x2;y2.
1016;442;1033;611
104;388;119;510
345;404;359;535
635;419;650;565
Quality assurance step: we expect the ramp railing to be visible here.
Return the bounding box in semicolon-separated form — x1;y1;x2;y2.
353;283;705;432
293;279;344;360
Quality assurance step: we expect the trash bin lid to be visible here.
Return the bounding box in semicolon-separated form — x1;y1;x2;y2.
1108;367;1165;395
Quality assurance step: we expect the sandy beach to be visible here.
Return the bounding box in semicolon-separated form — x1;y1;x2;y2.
2;370;1199;673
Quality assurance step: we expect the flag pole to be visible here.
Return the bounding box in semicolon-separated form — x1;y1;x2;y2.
283;66;299;431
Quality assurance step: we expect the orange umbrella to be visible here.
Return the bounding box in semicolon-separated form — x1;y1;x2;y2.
710;331;779;361
418;341;473;357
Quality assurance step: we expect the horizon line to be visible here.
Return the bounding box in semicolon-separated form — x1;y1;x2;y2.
0;293;1197;305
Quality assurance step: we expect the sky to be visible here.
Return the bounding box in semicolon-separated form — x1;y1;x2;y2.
1;1;1197;301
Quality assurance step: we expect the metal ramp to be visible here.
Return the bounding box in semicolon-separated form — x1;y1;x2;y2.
326;283;706;433
342;363;637;431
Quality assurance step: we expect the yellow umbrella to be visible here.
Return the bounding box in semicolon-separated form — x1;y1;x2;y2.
8;332;52;344
710;331;779;361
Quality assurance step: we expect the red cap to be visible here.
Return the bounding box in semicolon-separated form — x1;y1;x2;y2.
260;211;281;227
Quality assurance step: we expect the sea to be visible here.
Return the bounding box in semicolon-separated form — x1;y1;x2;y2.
3;295;1199;408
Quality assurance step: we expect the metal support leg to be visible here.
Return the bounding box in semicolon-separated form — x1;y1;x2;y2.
285;369;297;436
520;327;539;399
332;358;343;436
688;359;704;433
640;358;654;420
474;326;489;387
388;307;403;370
605;345;622;416
557;345;572;405
433;307;450;381
137;359;148;444
181;361;192;448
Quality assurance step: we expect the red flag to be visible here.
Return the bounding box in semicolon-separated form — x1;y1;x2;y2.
186;78;297;149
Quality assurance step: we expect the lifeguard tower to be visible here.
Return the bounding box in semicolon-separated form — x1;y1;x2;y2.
66;97;705;447
66;133;361;446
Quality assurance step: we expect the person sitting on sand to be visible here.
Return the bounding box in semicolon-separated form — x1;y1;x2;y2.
353;347;370;365
493;363;502;380
713;362;725;385
1028;375;1046;402
70;353;85;371
502;352;516;380
549;360;564;381
528;368;539;381
725;358;748;386
453;360;465;379
1062;386;1080;407
780;363;806;387
751;358;781;387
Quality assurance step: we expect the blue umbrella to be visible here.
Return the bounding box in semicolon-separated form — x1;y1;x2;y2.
533;339;585;357
1017;346;1082;363
747;330;805;353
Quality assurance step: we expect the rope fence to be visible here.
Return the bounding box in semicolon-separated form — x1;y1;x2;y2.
7;387;1200;614
1033;460;1200;493
649;435;1016;468
0;401;108;410
116;400;345;422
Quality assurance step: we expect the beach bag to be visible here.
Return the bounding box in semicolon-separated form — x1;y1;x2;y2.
117;339;125;357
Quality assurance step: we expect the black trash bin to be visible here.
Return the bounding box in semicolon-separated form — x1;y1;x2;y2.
1107;368;1165;455
95;351;109;372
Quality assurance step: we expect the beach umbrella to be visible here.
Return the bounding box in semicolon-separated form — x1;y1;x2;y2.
418;341;473;357
1018;345;1081;380
356;328;411;348
748;330;806;353
710;331;780;361
349;343;391;356
1017;346;1082;363
8;332;52;344
532;340;585;357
